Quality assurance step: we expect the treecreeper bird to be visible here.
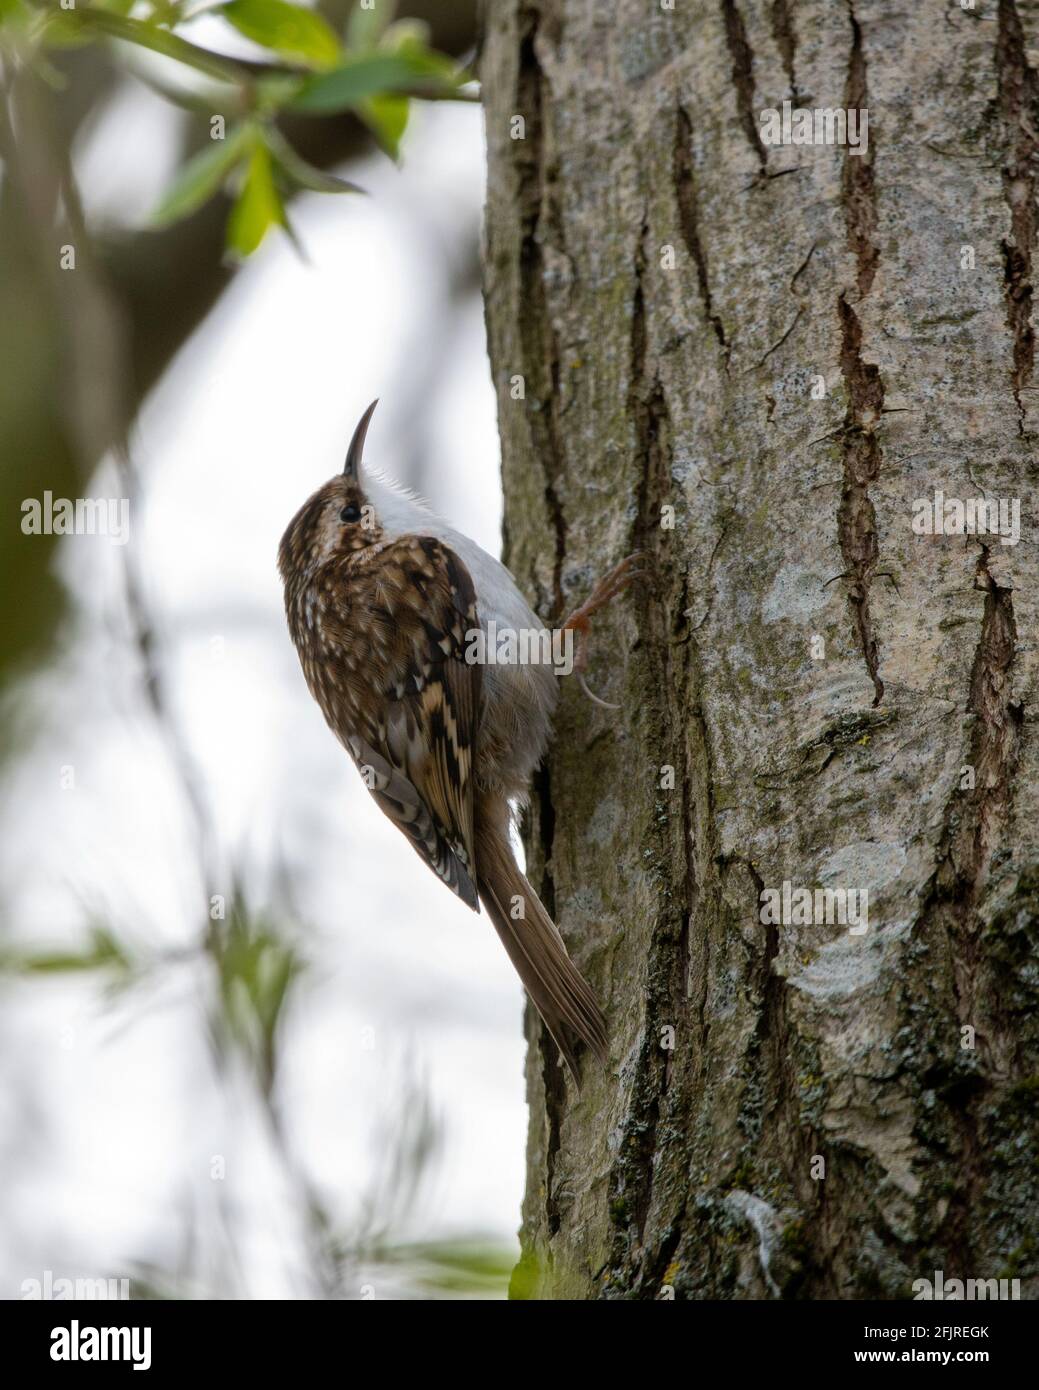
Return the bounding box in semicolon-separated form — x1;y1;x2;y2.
278;401;636;1083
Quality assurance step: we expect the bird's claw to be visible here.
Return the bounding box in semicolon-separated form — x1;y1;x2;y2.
562;551;643;708
578;673;621;710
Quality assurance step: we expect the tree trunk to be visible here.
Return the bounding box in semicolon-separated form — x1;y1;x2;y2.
481;0;1038;1300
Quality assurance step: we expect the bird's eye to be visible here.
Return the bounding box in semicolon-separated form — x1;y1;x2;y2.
339;503;362;524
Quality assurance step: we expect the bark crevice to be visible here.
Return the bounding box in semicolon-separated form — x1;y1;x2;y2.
842;7;879;298
836;296;886;706
516;3;568;616
995;0;1038;431
674;105;731;364
513;3;574;1253
721;0;767;171
601;234;701;1291
770;0;799;99
836;8;885;706
908;546;1022;1273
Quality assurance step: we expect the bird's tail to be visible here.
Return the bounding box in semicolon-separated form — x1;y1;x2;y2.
475;803;608;1086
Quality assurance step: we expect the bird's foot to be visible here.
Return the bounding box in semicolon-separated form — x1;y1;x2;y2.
560;553;643;708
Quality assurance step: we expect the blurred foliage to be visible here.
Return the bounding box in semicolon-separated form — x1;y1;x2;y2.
0;0;476;685
123;1236;518;1299
0;880;516;1297
208;892;304;1095
370;1239;517;1296
0;922;135;978
4;1;472;257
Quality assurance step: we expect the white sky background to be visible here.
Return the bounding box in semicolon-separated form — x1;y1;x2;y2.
0;69;529;1298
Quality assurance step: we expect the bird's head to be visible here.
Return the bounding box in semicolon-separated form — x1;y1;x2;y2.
278;399;386;583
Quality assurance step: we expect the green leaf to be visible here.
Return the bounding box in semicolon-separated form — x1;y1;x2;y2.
264;125;364;194
357;92;408;160
345;0;396;51
288;50;458;114
210;906;304;1093
57;11;247;84
2;926;133;976
151;124;250;226
226;139;283;257
220;0;341;69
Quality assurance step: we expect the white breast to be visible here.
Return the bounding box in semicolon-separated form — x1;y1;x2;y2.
362;468;534;628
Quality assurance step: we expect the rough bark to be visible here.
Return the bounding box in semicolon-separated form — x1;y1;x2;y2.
481;0;1039;1299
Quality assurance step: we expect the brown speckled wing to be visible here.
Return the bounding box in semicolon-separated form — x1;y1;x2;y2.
320;536;483;911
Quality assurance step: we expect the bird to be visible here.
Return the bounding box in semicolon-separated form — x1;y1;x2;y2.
278;400;637;1084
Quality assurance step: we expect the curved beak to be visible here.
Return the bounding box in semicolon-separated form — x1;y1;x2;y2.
343;398;379;479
